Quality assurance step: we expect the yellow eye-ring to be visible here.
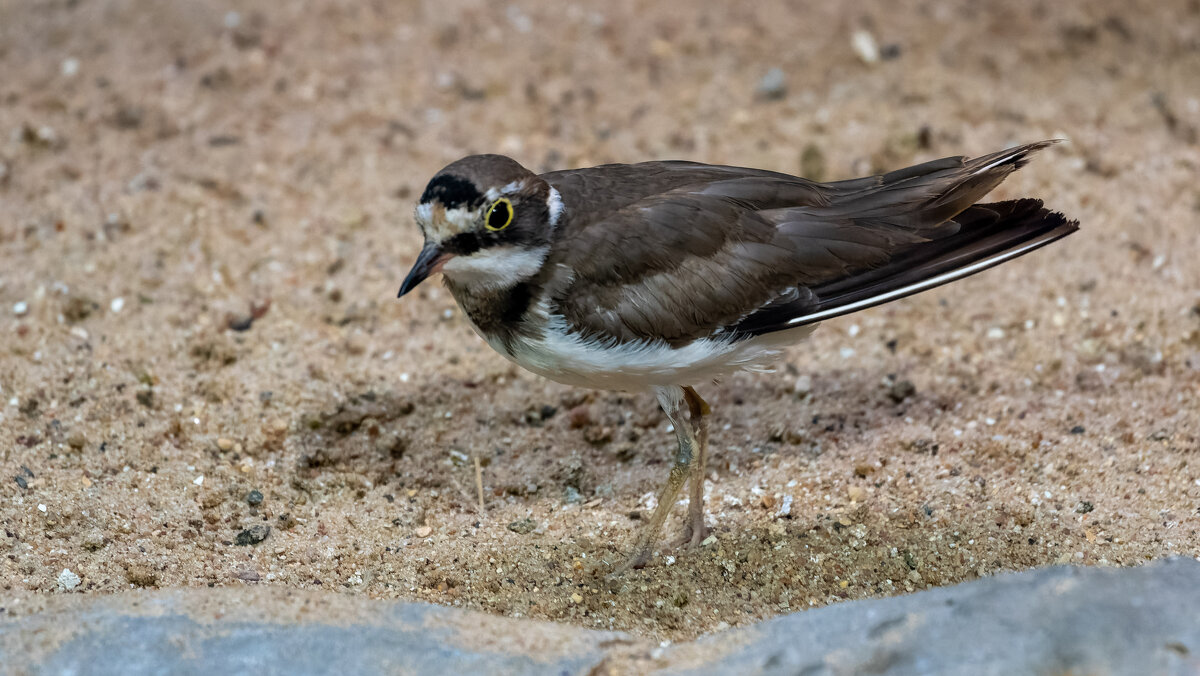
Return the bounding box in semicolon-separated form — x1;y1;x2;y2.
485;198;514;231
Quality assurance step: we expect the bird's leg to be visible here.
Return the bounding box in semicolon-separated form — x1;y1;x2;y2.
609;386;698;575
680;386;710;547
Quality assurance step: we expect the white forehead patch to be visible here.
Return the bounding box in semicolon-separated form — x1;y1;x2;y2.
415;203;480;243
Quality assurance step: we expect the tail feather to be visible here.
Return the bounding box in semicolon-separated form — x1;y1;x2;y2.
729;198;1079;336
785;199;1078;327
725;141;1078;338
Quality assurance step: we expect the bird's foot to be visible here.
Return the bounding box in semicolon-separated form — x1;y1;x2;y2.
606;545;653;578
677;519;710;549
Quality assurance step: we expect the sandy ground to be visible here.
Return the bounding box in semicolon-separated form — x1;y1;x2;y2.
1;0;1198;642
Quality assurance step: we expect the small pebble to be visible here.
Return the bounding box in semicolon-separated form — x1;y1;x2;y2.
235;524;271;546
570;592;584;604
246;489;264;506
193;475;204;486
110;297;125;313
848;485;866;502
414;525;432;538
888;379;916;403
216;437;235;451
852;29;879;64
775;494;793;519
82;529;106;551
125;564;158;587
567;405;593;429
756;67;787;100
57;568;81;591
67;432;86;450
13;301;28;316
61;58;80;77
507;517;536;534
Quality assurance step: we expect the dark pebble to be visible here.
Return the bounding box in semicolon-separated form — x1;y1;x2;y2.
506;517;536;534
1070;425;1086;434
235;524;271;546
246;489;264;506
888;379;916;403
14;476;27;489
228;315;254;332
1076;501;1095;514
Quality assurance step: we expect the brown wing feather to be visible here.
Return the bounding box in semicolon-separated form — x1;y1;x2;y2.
543;142;1073;346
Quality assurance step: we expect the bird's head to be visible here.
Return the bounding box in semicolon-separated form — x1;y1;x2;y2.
398;154;562;297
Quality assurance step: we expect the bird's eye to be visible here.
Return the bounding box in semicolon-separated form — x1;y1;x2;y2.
485;198;514;231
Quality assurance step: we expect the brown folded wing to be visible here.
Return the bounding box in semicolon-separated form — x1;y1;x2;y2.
544;142;1077;347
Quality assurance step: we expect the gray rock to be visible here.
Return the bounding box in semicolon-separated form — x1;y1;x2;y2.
1;559;1197;675
665;558;1200;675
0;588;620;676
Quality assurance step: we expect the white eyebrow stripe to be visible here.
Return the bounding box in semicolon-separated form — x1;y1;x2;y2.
500;179;526;195
485;180;528;203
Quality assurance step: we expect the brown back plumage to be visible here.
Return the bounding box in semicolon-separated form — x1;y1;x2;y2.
540;141;1077;346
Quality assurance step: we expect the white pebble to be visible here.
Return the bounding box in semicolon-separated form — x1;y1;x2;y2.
986;327;1005;340
793;374;812;396
776;494;793;518
848;324;860;337
57;568;81;591
839;347;856;359
851;30;879;64
12;301;28;316
110;297;125;313
193;475;204;486
38;504;47;512
61;58;79;77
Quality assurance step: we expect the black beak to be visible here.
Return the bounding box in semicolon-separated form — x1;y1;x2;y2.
397;244;447;298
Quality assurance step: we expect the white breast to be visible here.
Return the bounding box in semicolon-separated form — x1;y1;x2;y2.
478;313;818;391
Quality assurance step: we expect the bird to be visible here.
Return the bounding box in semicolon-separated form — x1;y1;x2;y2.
397;141;1079;574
